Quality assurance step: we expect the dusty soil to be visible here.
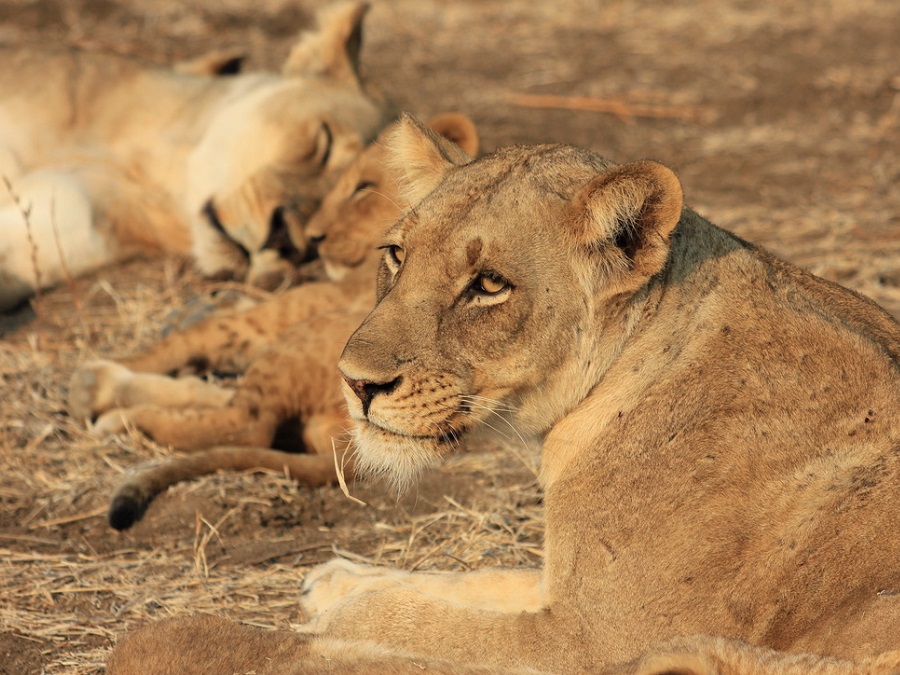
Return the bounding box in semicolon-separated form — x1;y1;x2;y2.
0;0;898;672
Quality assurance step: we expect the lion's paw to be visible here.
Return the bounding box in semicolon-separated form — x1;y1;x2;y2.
68;360;134;421
300;558;401;621
92;409;131;436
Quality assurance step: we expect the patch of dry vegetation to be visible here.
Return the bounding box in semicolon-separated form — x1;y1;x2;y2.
1;0;898;672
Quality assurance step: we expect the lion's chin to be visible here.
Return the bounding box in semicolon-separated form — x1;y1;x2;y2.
350;421;456;493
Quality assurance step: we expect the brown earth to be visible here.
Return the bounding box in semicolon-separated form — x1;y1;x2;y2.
1;1;898;672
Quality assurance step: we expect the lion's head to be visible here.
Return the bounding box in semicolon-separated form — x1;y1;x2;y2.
304;113;479;283
338;114;683;488
186;1;387;289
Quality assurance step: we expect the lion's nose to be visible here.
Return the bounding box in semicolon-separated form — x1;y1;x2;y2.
341;372;401;417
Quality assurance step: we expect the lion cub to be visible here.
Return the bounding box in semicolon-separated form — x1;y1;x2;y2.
0;1;386;310
68;114;478;530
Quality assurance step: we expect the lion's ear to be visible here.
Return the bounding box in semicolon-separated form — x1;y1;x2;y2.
426;113;480;159
282;1;368;86
573;160;683;289
385;113;472;207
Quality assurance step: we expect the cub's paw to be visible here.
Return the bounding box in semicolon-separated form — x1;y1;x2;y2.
300;558;402;620
92;409;131;436
68;360;134;422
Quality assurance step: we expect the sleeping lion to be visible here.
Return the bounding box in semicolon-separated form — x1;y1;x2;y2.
67;113;479;530
0;1;386;311
107;115;900;673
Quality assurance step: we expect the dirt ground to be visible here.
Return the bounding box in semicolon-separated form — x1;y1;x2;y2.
1;0;898;672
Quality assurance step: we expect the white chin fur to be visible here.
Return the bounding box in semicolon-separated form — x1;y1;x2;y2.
351;423;444;493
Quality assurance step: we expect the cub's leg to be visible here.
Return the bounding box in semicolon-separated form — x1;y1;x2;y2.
90;319;348;450
69;284;359;421
68;360;233;422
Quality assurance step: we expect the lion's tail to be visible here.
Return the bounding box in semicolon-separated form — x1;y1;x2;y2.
107;447;340;531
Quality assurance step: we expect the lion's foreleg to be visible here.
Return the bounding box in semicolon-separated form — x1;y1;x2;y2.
302;559;544;616
306;583;578;672
300;559;576;670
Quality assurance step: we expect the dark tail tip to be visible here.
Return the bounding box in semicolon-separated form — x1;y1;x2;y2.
108;493;148;531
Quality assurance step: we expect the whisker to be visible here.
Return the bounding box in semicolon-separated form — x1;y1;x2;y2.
364;187;406;214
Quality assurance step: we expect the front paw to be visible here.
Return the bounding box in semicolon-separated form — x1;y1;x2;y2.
92;409;131;436
300;558;398;620
68;360;133;421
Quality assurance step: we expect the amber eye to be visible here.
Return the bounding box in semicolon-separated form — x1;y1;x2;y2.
477;274;508;295
384;244;405;269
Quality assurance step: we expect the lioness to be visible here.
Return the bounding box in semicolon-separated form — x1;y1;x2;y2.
108;115;900;673
67;114;479;530
0;1;386;311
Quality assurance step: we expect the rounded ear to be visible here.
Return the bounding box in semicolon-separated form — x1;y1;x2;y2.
425;113;480;158
282;1;369;85
174;49;247;76
572;160;683;289
384;113;472;208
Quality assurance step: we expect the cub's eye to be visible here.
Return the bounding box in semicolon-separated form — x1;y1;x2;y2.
476;274;508;295
318;122;333;167
353;180;375;195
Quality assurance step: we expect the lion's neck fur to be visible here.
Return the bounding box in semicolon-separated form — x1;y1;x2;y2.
535;209;900;658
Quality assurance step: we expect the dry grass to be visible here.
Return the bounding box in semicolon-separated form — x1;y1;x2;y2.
1;0;898;672
0;263;542;672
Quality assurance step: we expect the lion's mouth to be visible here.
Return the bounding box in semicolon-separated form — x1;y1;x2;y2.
361;417;463;447
203;200;318;267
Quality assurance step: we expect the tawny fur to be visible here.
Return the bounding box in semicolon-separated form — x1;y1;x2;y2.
0;1;386;310
67;114;479;530
108;116;900;671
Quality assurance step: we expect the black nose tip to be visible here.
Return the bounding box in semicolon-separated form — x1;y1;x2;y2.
342;373;401;417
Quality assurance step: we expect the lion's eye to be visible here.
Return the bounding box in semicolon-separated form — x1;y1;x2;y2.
351;180;375;202
476;274;508;295
383;244;405;270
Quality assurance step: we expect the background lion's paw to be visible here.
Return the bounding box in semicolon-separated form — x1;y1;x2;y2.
68;360;134;422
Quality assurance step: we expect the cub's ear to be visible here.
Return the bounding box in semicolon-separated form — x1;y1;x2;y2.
174;49;247;76
385;113;473;207
282;1;368;85
426;113;480;158
572;160;683;291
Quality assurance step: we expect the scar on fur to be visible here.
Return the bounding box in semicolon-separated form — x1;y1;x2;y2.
466;238;483;267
